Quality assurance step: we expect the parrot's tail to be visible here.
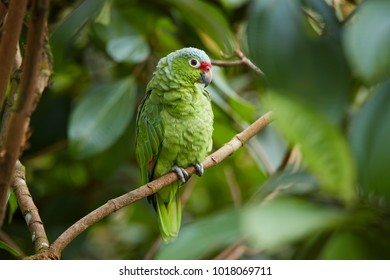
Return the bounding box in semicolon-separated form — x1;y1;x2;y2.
154;191;181;242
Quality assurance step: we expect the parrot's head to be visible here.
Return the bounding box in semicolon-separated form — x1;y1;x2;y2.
167;47;212;87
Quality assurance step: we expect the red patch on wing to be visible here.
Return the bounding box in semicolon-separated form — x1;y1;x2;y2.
148;154;155;171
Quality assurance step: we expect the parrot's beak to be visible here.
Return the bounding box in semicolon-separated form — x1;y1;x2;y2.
199;62;212;87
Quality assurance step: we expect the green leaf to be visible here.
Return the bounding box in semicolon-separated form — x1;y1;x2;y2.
107;36;149;63
156;209;240;259
349;80;390;203
265;93;356;204
92;7;150;63
241;197;344;252
319;232;373;260
247;0;351;123
343;0;390;83
0;240;21;257
255;165;319;200
211;68;256;123
166;0;235;54
68;78;136;158
50;0;106;68
95;0;112;25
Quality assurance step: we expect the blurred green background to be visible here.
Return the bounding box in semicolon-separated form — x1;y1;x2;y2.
2;0;390;260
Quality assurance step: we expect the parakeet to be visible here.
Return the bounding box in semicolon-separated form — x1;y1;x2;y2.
135;47;214;242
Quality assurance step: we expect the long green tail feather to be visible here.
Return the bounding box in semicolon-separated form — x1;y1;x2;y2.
155;191;181;242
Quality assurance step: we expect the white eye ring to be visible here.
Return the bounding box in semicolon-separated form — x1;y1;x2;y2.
189;58;201;68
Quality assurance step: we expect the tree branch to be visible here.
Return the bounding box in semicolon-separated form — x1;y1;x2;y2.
212;49;265;77
0;0;51;226
49;111;273;259
11;161;53;259
0;2;8;30
0;0;28;106
0;43;22;146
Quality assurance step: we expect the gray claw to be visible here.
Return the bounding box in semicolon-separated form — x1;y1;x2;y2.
171;166;189;183
194;163;204;176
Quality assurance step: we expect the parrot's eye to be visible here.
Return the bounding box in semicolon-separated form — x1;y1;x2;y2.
189;59;201;68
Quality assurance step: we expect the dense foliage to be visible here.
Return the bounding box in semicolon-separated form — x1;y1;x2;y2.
1;0;390;260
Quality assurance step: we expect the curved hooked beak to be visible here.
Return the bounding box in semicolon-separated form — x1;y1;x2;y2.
198;62;212;87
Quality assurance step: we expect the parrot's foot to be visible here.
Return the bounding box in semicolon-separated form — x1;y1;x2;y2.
171;166;189;183
194;162;204;176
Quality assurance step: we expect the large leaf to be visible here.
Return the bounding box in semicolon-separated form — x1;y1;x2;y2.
92;8;150;64
349;80;390;203
265;93;356;204
166;0;235;54
247;0;351;123
50;0;106;69
68;78;136;158
156;209;240;259
107;36;149;64
241;197;345;252
211;67;256;123
254;165;319;200
343;0;390;84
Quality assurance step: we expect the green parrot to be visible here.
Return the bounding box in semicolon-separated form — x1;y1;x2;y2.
135;47;214;242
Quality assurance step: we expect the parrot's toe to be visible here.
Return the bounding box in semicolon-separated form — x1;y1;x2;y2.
194;163;204;176
171;166;189;183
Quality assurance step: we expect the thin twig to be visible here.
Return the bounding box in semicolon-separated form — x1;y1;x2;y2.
0;0;51;226
180;174;197;207
143;238;162;260
286;145;302;172
213;240;246;260
49;111;273;259
224;166;242;208
212;49;265;77
11;161;51;257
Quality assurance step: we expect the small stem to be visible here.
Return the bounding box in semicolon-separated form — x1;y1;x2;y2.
213;240;246;260
212;49;265;77
224;166;242;208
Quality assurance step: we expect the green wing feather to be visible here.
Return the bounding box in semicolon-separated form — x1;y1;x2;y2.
135;89;181;241
135;91;163;184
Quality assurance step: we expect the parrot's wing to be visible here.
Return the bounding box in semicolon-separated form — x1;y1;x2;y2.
135;91;164;184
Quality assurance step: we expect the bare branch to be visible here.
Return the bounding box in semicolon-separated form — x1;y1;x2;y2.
11;161;51;256
143;238;162;260
49;111;273;259
212;49;265;77
224;166;242;207
213;240;246;260
0;44;22;146
0;0;51;226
